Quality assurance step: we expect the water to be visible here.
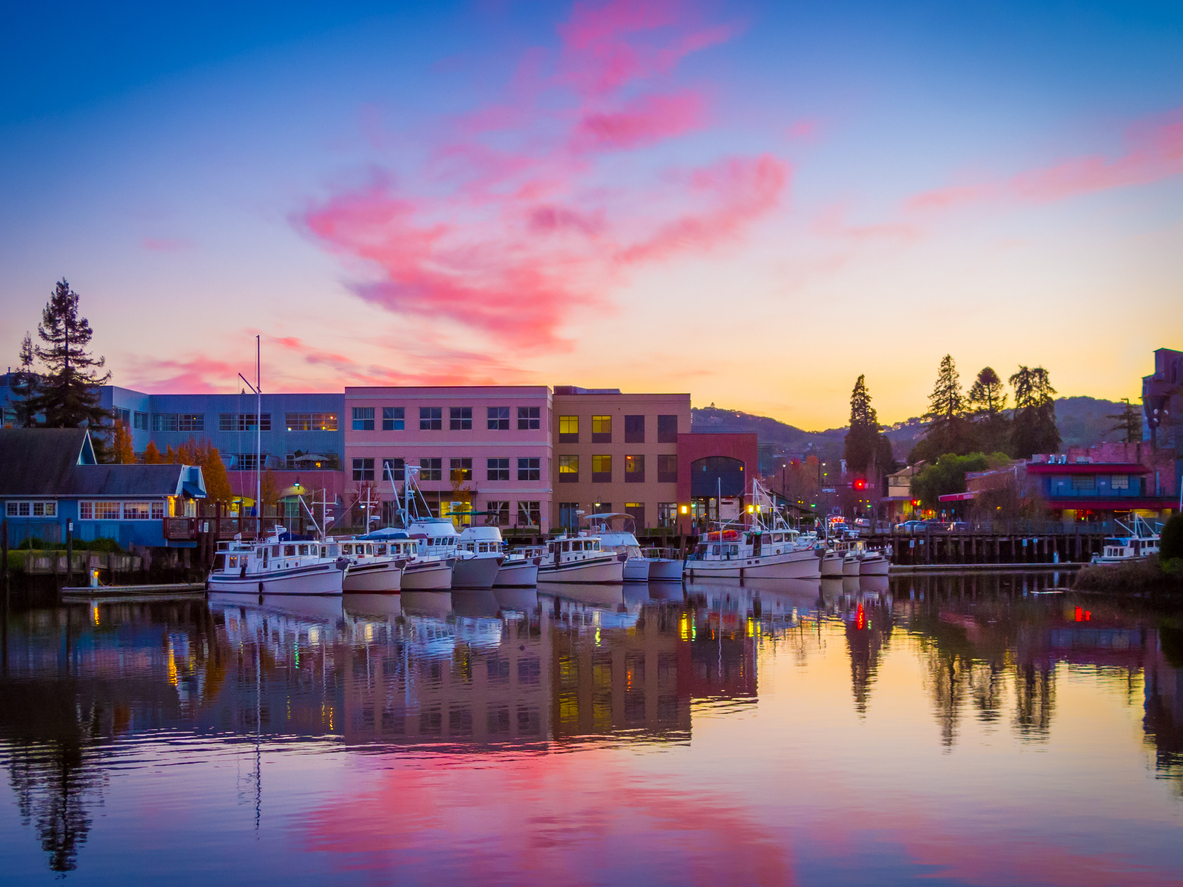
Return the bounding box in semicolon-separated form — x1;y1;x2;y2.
1;574;1181;885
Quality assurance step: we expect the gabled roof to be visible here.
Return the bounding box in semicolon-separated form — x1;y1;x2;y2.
70;464;192;497
0;428;93;495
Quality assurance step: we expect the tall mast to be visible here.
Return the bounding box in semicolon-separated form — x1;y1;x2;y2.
256;335;262;533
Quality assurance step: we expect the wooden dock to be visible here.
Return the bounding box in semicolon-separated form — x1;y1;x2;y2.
61;582;206;602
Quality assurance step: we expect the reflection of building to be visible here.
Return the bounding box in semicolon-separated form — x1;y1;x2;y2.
844;601;892;714
1144;624;1183;791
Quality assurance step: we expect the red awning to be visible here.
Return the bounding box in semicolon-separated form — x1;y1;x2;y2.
938;492;977;502
1027;463;1150;475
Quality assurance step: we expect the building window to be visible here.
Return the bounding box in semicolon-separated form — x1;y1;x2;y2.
352;407;375;431
353;458;375;481
450;457;473;481
518;406;540;430
658;502;677;527
518;501;541;527
133;411;149;430
152;502;165;520
122;501;152;520
558;502;580;528
33;501;57;517
487;458;510;482
1070;475;1095;491
658;454;678;483
559;415;579;442
625;455;645;483
420;407;442;430
657;414;678;443
220;413;271;432
118;408;131;426
153;413;204;432
285;412;337;431
518;458;541;481
94;501;121;520
625;502;645;529
488;406;510;430
232;453;266;471
592;454;612;483
6;501;56;517
559;455;579;482
486;501;509;526
382;458;405;482
592;415;612;443
419;458;442;481
624;415;644;443
449;407;472;430
1111;474;1130;490
79;502;93;519
383;407;405;430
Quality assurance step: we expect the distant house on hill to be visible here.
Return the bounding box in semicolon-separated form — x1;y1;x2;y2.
0;427;206;549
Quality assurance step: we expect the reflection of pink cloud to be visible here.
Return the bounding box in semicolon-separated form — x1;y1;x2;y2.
300;1;780;353
907;104;1183;213
141;237;191;252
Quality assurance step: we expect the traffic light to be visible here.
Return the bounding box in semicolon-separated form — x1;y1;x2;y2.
853;478;866;491
911;499;920;507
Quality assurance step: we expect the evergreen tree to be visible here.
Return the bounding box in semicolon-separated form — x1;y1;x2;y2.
967;366;1010;453
912;355;973;461
25;279;112;429
142;440;164;464
844;375;880;474
1106;398;1142;444
11;332;41;427
1009;365;1060;458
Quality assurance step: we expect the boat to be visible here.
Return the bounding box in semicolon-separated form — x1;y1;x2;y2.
685;479;821;581
336;537;408;593
495;545;543;587
584;512;650;581
818;546;844;578
207;528;348;595
645;546;685;581
538;532;626;583
454;525;507;589
1091;517;1162;564
858;549;889;575
363;527;453;590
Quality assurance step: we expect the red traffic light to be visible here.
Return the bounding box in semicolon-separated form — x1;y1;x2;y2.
853;478;866;491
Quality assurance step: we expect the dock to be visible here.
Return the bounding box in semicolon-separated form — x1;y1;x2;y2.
61;582;206;602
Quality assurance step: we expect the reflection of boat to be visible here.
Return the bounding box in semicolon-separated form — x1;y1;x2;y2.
648;580;685;602
211;591;345;624
400;590;452;618
454;615;504;650
538;581;625;609
343;593;402;621
451;590;502;619
208;529;348;595
538;533;626;583
860;574;889;595
493;587;538;612
842;577;860;594
623;585;651;608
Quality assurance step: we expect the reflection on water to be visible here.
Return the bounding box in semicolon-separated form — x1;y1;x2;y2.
1;573;1182;883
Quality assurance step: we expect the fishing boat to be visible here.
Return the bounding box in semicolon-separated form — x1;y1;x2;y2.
584;512;650;581
365;527;453;590
454;525;507;589
685;480;821;581
859;549;890;575
494;545;544;587
1091;517;1162;564
645;547;685;581
538;532;626;583
335;537;408;593
208;528;349;595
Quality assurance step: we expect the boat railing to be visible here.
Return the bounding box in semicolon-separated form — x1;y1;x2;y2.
644;547;681;561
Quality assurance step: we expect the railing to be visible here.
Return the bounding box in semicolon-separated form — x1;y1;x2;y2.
881;519;1132;536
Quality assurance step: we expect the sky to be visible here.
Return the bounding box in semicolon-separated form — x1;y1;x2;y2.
1;0;1181;430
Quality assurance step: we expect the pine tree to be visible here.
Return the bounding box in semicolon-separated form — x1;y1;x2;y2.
12;332;41;427
25;279;112;429
1106;398;1142;444
112;421;135;463
844;375;880;474
967;366;1010;453
913;355;973;460
1010;365;1060;458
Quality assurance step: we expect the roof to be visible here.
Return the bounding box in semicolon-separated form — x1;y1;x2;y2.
1027;462;1150;475
70;464;192;497
0;428;93;495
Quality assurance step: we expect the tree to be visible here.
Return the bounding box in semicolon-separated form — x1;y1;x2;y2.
142;440;164;464
1010;365;1060;458
11;332;41;427
968;366;1010;453
844;375;880;474
911;355;974;462
112;421;135;463
1106;398;1142;444
911;452;993;508
24;279;112;429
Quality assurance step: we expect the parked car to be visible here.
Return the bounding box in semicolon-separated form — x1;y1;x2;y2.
853;518;871;530
945;521;971;532
896;520;928;533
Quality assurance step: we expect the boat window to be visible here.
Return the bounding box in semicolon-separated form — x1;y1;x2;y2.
299;544;309;556
342;544;352;555
712;545;720;556
262;548;269;566
773;534;782;543
562;541;571;552
573;541;583;551
731;545;739;556
375;544;386;556
228;555;238;569
284;545;295;556
272;546;280;557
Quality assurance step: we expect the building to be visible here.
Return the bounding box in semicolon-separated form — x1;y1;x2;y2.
673;432;759;533
1028;441;1177;521
344;386;553;532
550;387;690;532
1143;347;1183;493
0;427;206;549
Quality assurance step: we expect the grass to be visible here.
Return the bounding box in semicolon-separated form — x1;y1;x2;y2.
1073;558;1183;594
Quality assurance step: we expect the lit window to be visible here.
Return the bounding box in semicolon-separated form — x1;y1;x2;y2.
559;455;579;482
559;415;578;441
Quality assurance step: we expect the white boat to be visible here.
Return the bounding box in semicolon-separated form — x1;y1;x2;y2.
819;548;844;578
363;527;454;590
859;550;890;575
645;547;685;581
1091;517;1162;564
685;479;821;581
584;513;649;581
495;545;543;587
335;537;409;593
454;525;507;589
538;533;626;583
207;528;348;595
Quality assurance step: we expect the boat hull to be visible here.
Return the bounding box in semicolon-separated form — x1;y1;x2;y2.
623;558;650;582
820;553;844;578
686;549;820;581
842;557;861;576
401;560;454;590
538;556;625;584
208;563;344;596
451;555;503;589
859;555;889;576
493;560;539;587
342;561;402;593
647;558;684;581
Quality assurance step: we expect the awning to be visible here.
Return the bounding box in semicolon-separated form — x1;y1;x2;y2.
182;480;205;498
938;491;977;502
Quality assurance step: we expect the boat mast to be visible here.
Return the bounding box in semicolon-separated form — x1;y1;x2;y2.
255;335;261;535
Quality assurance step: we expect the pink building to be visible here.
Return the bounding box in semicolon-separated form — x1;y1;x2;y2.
344;386;553;532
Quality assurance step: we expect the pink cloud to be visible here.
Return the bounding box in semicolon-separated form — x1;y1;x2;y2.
141;237;191;252
299;1;782;353
812;202;921;244
785;119;820;142
906;104;1183;213
121;355;240;393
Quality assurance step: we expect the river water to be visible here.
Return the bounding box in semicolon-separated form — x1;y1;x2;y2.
1;573;1181;885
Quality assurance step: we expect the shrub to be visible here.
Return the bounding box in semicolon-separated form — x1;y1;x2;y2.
81;538;123;553
17;537;49;550
1161;514;1183;561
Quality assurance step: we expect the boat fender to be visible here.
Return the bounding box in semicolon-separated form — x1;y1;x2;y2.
240;564;247;579
258;581;264;593
336;556;350;571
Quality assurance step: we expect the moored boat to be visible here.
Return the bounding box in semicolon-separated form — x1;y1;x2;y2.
538;533;626;583
495;546;543;587
208;528;348;595
454;525;507;589
1091;517;1161;564
645;547;685;581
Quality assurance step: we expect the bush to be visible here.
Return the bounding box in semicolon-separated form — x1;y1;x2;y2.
1161;514;1183;561
81;537;123;553
17;537;49;550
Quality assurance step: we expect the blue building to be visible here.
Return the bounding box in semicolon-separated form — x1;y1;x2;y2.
0;428;206;549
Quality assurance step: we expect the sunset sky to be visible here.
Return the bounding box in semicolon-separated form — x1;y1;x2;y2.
1;0;1181;429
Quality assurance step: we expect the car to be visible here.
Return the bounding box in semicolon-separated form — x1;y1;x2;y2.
945;521;970;532
896;520;928;533
853;518;871;530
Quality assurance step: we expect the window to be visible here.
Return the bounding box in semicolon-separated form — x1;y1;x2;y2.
420;407;442;430
559;455;579;482
133;411;149;430
450;457;473;481
1111;474;1130;490
624;414;644;443
450;407;472;430
657;414;678;443
518;457;541;481
152;502;165;520
1071;475;1095;491
30;501;57;517
118;408;131;426
658;502;677;527
592;415;612;443
518;501;541;527
6;502;28;517
382;457;405;482
487;501;509;526
658;454;678;483
518;406;540;430
487;458;510;481
625;502;645;529
559;502;580;528
153;413;204;432
123;502;152;520
592;455;612;483
94;501;121;520
625;455;645;483
232;453;266;472
420;458;442;481
559;415;579;442
285;412;337;431
592;502;612;514
488;406;510;430
383;407;405;430
352;407;375;431
79;502;93;519
220;413;271;432
353;458;375;481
